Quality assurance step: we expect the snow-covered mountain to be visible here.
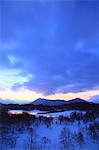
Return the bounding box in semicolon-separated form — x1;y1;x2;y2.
31;98;89;106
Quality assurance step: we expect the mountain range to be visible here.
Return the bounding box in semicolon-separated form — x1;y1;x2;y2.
31;98;90;106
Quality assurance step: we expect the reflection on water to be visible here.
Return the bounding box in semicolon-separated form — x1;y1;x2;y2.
8;109;49;116
8;109;56;118
8;110;23;114
8;109;85;118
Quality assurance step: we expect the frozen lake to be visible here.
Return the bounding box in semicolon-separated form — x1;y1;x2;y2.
8;109;86;117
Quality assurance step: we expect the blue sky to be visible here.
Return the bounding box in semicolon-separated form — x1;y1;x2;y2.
0;0;99;103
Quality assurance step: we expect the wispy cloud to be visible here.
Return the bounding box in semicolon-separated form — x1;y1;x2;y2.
0;69;32;89
0;88;99;102
0;1;99;103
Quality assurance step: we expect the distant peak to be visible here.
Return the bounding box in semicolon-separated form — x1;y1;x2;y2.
68;98;88;103
36;98;46;100
31;97;89;106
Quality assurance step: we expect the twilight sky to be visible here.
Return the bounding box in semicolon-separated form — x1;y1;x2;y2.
0;0;99;103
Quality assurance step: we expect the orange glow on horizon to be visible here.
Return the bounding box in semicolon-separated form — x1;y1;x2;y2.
0;88;99;102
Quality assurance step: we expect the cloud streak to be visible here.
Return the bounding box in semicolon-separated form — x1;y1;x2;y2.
0;88;99;103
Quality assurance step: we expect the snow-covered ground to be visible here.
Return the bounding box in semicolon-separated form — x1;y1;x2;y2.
1;110;99;150
40;110;86;117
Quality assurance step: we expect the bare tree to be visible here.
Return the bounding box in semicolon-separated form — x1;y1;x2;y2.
59;127;74;150
0;126;17;150
41;136;51;150
76;131;84;147
87;123;99;140
24;127;39;150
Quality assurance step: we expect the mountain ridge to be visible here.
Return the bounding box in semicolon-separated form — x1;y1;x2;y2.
31;97;90;106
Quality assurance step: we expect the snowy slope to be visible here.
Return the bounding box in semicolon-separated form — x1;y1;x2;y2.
1;110;99;150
